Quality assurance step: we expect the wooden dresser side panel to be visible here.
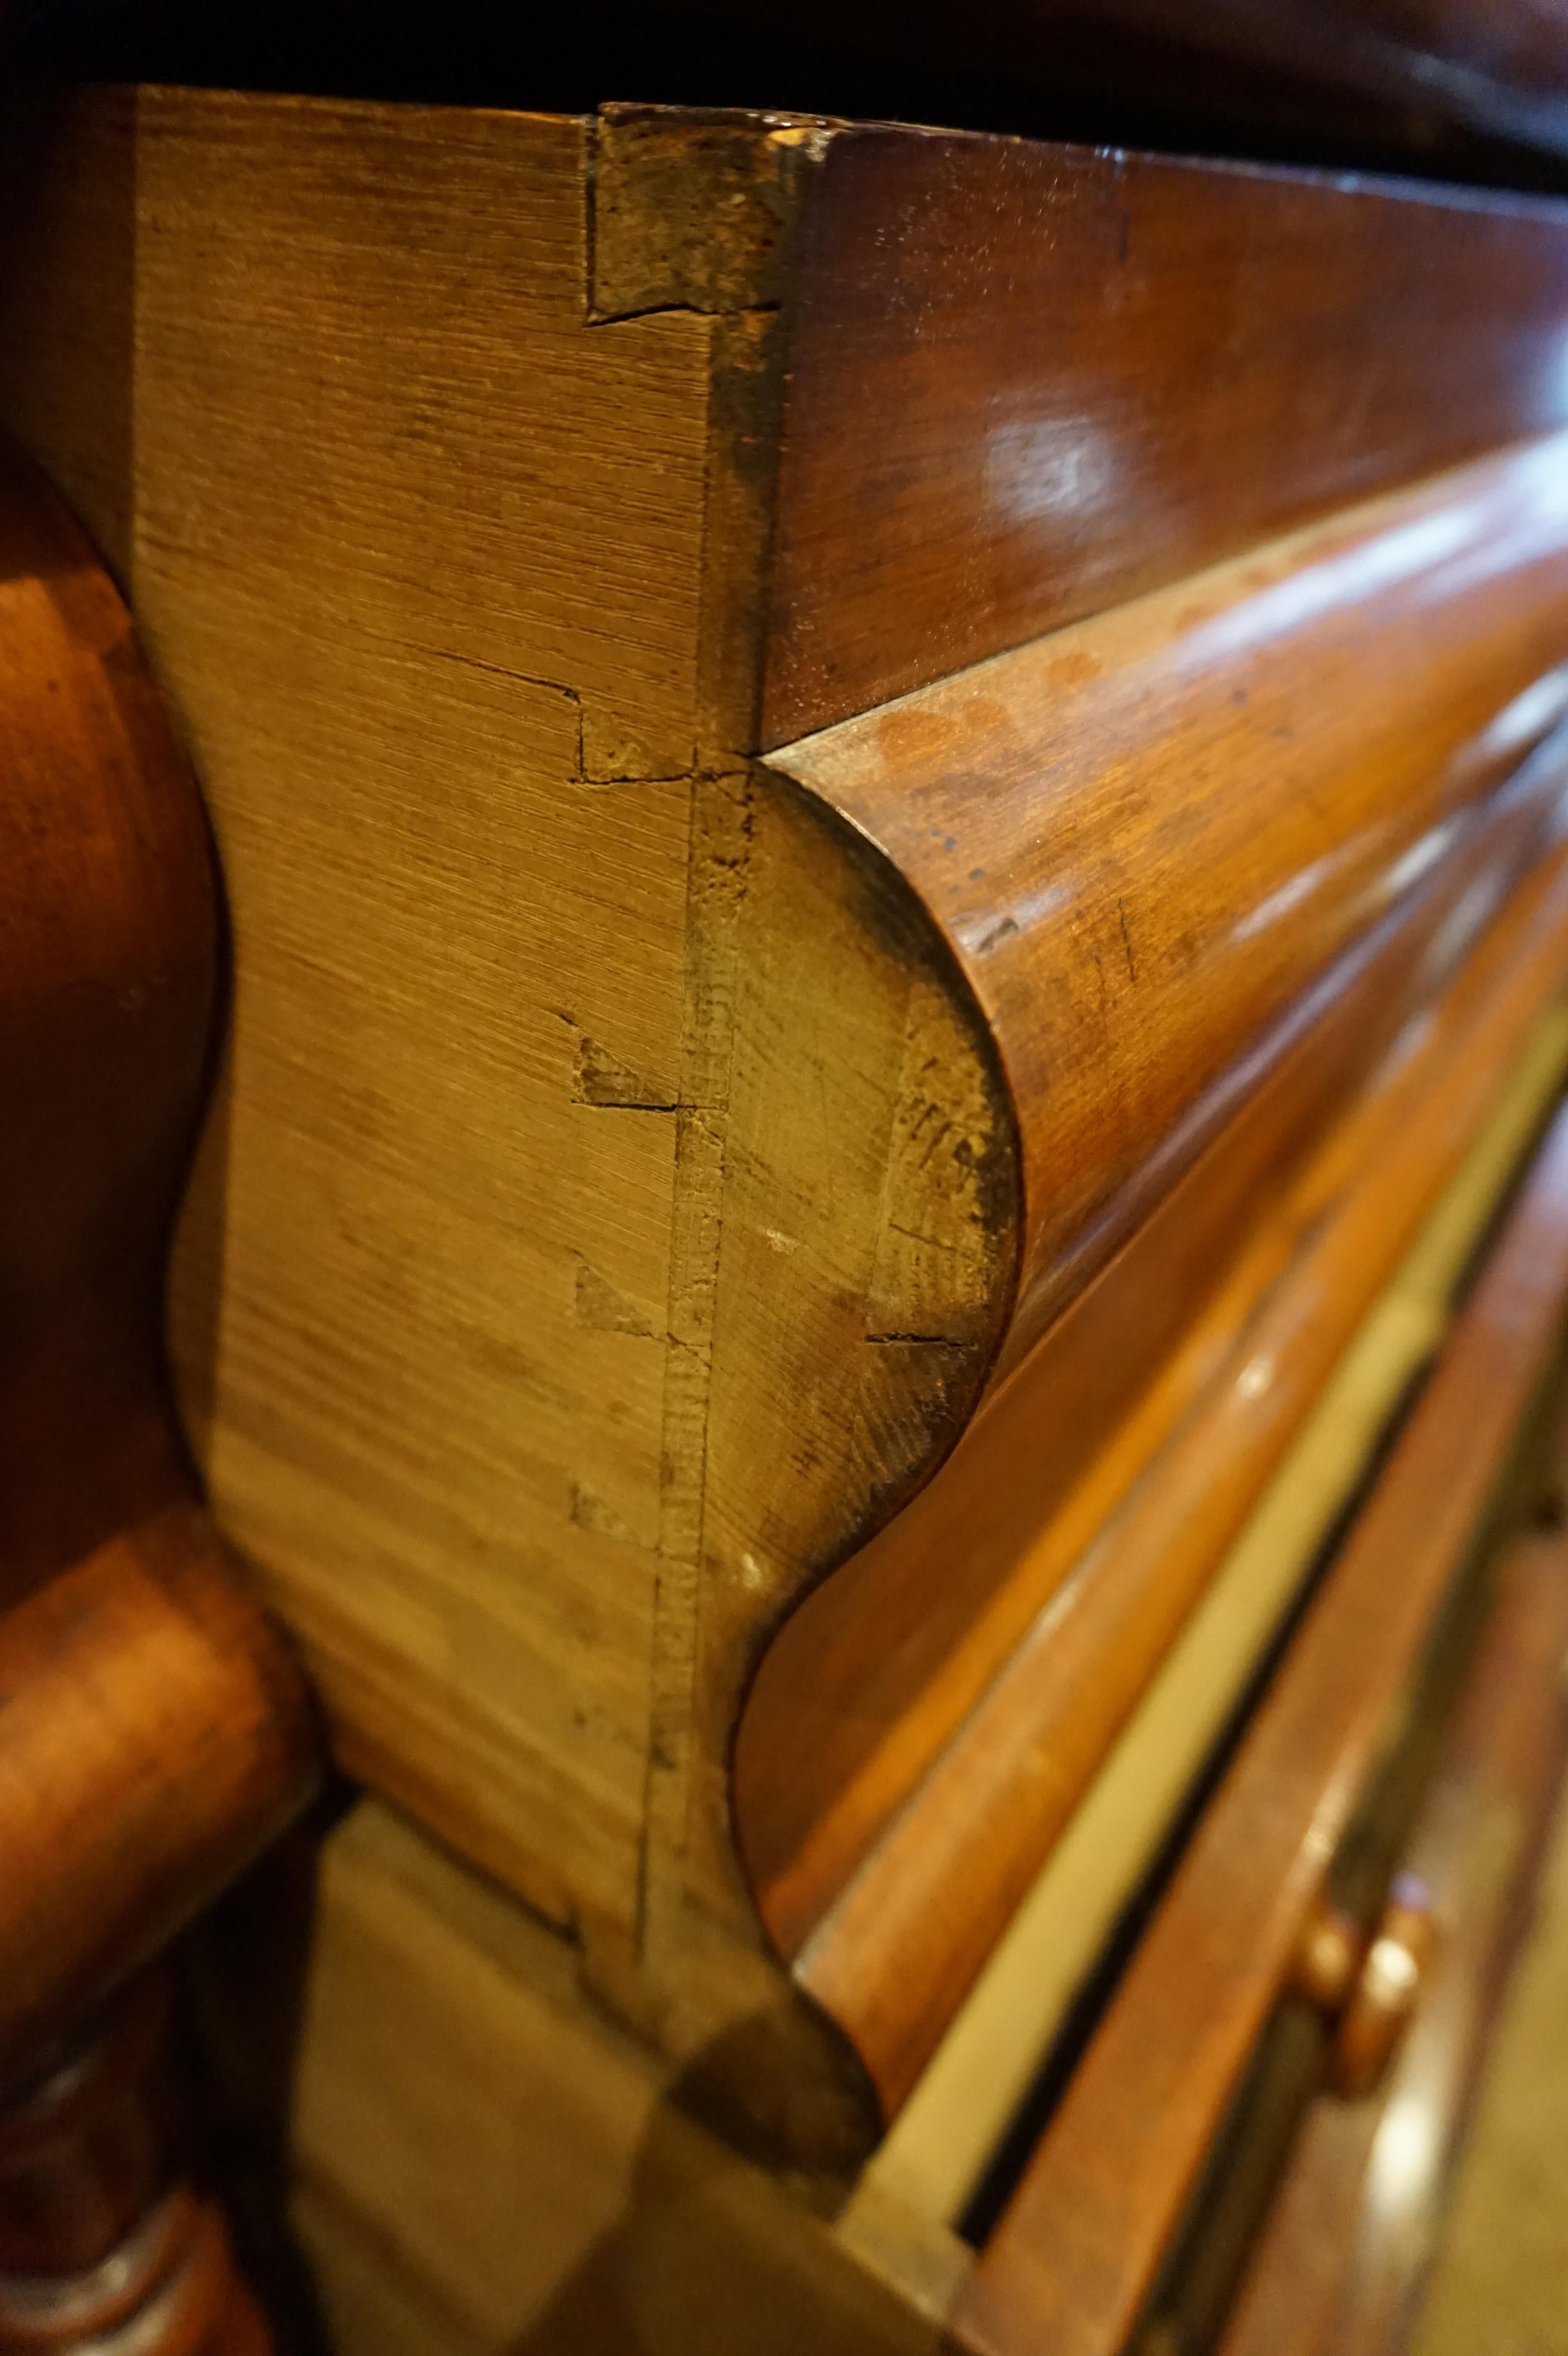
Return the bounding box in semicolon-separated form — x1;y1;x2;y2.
0;89;719;1939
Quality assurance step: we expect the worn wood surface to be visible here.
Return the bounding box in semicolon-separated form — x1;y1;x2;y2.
1217;1477;1568;2356
659;0;1568;176
952;1097;1568;2356
0;88;707;1949
0;89;1008;2150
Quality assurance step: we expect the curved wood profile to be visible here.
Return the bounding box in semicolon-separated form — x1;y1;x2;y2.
0;440;317;2349
771;834;1568;2111
951;1099;1568;2356
16;88;1568;2182
762;134;1568;745
732;437;1568;2074
0;436;317;2068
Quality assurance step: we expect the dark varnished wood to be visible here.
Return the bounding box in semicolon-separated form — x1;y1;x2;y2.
0;440;317;2348
661;2;1568;177
772;437;1568;1368
741;435;1568;2003
764;141;1568;744
1218;1503;1568;2356
787;838;1568;2114
950;1096;1568;2356
0;434;212;1593
740;747;1568;1963
0;1501;317;2076
0;437;317;2070
0;1973;274;2354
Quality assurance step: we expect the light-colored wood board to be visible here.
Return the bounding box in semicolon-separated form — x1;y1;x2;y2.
0;88;722;1944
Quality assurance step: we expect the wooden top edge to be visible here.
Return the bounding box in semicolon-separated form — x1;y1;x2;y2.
603;103;1568;220
761;128;1568;744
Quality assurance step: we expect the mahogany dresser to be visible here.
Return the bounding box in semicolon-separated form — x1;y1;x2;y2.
7;47;1568;2356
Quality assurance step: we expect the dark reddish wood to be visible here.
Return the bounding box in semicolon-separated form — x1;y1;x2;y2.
772;440;1568;1370
0;1502;318;2077
0;1974;273;2355
0;434;211;1593
950;1098;1568;2356
764;139;1568;744
1328;1881;1436;2101
1219;1509;1568;2356
740;759;1568;1963
0;440;317;2351
665;1;1568;175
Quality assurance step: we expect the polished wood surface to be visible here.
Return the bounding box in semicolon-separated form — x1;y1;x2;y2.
743;432;1568;1992
0;1974;273;2356
1219;1498;1568;2356
0;427;212;1593
952;1096;1568;2356
0;437;317;2074
847;1005;1568;2225
0;437;317;2347
16;85;1568;2212
790;844;1568;2112
774;436;1568;1364
0;1501;317;2074
739;757;1568;1967
763;136;1568;742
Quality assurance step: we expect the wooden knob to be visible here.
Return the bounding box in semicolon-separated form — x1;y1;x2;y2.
1289;1901;1364;2013
1329;1872;1436;2100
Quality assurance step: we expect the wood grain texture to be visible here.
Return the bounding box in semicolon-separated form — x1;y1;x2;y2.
762;130;1568;742
0;437;314;2352
0;439;317;2072
743;440;1568;1985
289;1803;948;2356
773;434;1568;1367
790;839;1568;2114
0;92;1010;2150
854;1002;1568;2226
952;1097;1568;2356
1216;1482;1568;2356
738;762;1568;1957
0;88;708;1948
16;89;1568;2161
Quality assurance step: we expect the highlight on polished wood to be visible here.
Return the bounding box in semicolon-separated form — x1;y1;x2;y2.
0;437;318;2351
9;76;1568;2356
952;1100;1568;2356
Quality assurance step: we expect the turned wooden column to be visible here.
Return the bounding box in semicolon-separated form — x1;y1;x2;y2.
0;438;319;2352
